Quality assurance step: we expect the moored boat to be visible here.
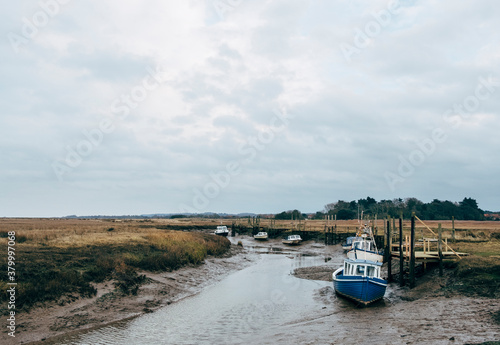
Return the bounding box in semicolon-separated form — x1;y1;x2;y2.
214;225;229;237
254;232;268;240
282;234;302;245
346;223;383;262
332;258;387;306
341;236;359;251
346;236;383;262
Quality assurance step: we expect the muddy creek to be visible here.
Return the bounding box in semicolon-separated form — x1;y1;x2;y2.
47;250;331;345
45;242;499;345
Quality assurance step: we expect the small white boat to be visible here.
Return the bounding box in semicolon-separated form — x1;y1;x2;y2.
282;234;302;245
214;225;229;237
254;232;268;240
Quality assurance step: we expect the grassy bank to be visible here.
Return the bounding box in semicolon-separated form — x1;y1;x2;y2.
445;255;500;298
0;219;230;314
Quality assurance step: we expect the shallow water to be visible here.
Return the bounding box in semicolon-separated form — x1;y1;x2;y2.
50;253;332;345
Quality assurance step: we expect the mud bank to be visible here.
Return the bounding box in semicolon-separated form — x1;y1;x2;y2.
293;260;500;344
12;245;257;345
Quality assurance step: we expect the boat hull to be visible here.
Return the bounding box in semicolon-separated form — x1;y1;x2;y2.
254;236;268;240
214;232;229;237
333;270;387;306
282;239;301;245
341;244;351;251
347;249;383;263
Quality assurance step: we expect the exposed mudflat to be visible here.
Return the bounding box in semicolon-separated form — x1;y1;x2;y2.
14;236;500;345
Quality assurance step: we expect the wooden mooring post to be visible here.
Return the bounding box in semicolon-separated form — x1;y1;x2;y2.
452;216;456;243
385;219;392;282
409;214;416;288
399;217;404;287
438;223;443;277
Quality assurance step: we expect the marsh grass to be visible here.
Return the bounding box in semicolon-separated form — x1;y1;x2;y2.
446;255;500;298
0;219;230;314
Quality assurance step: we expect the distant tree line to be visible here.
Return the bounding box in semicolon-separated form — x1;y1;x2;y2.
274;209;307;220
308;197;485;221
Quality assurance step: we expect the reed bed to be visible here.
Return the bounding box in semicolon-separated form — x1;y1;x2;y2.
0;219;231;313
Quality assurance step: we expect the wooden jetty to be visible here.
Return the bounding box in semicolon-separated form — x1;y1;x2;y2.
390;238;469;263
384;214;469;288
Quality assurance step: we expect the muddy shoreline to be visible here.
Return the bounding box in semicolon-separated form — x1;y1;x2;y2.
13;243;256;345
10;237;500;345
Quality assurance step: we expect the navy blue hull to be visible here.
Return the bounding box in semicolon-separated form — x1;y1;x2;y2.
333;274;387;306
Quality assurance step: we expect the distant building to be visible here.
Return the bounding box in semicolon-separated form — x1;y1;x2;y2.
484;213;500;220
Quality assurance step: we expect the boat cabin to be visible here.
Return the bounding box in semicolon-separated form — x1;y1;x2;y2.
343;259;382;278
352;238;376;252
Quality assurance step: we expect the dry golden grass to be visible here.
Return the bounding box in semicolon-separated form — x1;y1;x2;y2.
2;217;498;249
0;218;232;313
0;218;162;247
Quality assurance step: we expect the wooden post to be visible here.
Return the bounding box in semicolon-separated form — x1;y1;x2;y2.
409;214;416;288
386;219;392;282
438;223;443;277
384;221;387;246
452;216;456;243
392;217;396;240
405;235;408;257
335;223;337;245
324;223;327;245
399;217;404;287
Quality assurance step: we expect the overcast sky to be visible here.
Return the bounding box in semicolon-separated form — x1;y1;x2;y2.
1;1;499;217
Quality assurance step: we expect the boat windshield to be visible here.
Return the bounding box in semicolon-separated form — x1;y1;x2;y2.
353;240;372;251
366;266;377;277
344;261;379;278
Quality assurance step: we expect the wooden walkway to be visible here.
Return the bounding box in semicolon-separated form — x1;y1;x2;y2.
390;249;469;263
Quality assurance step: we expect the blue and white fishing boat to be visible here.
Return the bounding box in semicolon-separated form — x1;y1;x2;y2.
346;223;383;263
341;236;358;251
346;236;383;263
332;258;387;306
